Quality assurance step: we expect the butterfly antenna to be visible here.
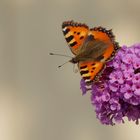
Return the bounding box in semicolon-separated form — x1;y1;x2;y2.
49;53;72;58
58;61;70;68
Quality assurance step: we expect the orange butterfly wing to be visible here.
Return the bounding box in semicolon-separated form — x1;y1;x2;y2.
79;61;104;84
90;27;119;61
62;20;89;55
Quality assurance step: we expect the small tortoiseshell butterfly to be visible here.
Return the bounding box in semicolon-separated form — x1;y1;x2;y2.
62;20;120;84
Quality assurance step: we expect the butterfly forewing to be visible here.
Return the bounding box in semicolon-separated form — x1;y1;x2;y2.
90;27;120;61
62;20;89;55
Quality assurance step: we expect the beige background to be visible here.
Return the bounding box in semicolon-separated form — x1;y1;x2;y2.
1;0;140;140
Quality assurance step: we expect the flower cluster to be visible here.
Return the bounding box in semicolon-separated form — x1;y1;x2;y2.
80;44;140;125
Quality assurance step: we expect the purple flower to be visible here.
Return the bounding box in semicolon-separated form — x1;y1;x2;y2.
80;79;87;95
80;44;140;125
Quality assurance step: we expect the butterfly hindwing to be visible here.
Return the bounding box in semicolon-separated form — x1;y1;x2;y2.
79;61;104;83
62;21;89;55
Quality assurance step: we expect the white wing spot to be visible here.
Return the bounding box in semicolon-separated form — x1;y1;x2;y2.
63;27;67;31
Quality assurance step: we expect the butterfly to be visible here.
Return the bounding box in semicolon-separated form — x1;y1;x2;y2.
62;20;120;84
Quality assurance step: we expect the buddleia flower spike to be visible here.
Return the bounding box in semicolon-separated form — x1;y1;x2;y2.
80;44;140;125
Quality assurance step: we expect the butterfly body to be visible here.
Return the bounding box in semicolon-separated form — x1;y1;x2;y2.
69;39;107;63
62;20;120;84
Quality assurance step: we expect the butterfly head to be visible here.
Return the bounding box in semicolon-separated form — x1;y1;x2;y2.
69;57;78;64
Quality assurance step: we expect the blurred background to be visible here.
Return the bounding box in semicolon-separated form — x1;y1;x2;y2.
1;0;140;140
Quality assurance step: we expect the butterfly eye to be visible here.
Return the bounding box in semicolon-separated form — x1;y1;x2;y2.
74;31;76;34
